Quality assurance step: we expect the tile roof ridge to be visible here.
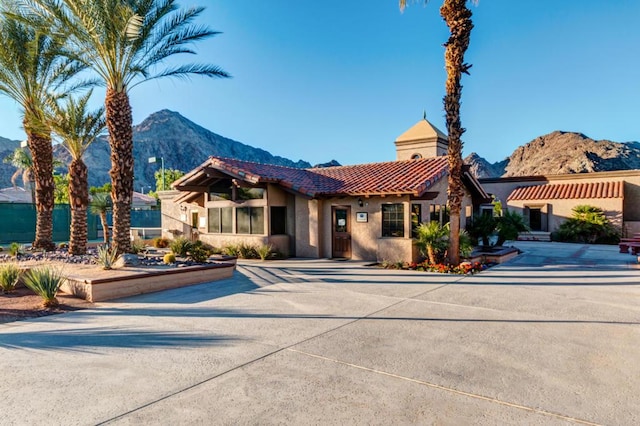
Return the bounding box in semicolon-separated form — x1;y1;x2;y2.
208;155;306;171
307;156;447;171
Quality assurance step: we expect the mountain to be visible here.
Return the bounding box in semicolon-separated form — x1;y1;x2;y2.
465;131;640;178
0;110;336;190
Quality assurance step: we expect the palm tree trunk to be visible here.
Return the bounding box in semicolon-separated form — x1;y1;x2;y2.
68;159;89;255
441;0;473;265
105;88;133;254
26;130;55;251
427;245;437;265
100;211;110;244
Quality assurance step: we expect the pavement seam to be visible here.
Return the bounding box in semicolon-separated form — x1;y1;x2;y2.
95;282;446;425
287;348;601;426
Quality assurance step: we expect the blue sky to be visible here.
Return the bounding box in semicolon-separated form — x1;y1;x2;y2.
1;0;639;165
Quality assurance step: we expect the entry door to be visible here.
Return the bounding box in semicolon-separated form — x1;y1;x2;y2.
332;206;351;258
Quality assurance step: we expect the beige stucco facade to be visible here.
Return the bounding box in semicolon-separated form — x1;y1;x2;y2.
480;170;640;236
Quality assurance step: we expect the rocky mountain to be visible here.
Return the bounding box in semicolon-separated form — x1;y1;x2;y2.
0;110;335;190
465;131;640;178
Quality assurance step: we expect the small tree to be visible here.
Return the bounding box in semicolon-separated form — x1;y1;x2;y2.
154;168;185;192
90;192;111;244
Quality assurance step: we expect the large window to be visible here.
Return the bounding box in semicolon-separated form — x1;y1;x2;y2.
237;207;265;234
208;207;233;233
271;206;287;235
382;204;404;237
209;181;232;201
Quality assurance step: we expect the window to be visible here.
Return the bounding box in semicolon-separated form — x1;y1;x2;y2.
430;204;440;222
442;204;450;225
271;206;287;235
382;204;404;237
209;181;232;201
237;187;265;200
208;207;233;233
411;204;421;238
237;207;265;234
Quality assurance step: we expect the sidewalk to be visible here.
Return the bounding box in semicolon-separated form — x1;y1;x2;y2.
2;242;639;425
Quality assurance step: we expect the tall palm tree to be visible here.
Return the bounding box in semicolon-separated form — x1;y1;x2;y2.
48;90;106;255
400;0;475;264
0;6;81;250
24;0;230;253
4;148;35;195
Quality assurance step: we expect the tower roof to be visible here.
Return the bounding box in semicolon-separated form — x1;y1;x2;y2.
395;118;448;143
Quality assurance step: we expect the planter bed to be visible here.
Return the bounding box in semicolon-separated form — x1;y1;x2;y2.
60;262;236;302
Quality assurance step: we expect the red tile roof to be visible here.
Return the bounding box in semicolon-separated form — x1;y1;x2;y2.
508;181;624;201
179;156;451;198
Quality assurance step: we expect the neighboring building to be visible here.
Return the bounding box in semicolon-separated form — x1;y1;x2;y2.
162;119;491;262
480;170;640;237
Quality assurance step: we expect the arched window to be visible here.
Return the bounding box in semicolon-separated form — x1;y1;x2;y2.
411;153;422;160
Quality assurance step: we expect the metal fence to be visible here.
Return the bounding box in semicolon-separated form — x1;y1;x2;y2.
0;203;160;244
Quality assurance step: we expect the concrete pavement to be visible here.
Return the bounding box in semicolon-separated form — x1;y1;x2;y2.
1;241;639;425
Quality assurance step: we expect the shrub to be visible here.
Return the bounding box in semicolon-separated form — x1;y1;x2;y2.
466;214;497;246
8;242;23;257
22;266;65;308
556;205;620;244
238;242;258;259
415;222;449;265
151;237;169;248
0;263;21;293
170;237;192;257
495;210;529;246
163;253;176;264
256;244;273;261
459;229;474;258
189;245;210;263
95;245;122;270
222;244;240;257
129;238;147;254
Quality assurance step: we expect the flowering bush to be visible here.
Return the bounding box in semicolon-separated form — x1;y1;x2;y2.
381;260;488;275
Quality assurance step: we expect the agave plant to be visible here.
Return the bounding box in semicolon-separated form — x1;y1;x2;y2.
22;266;65;307
0;263;21;293
95;245;121;270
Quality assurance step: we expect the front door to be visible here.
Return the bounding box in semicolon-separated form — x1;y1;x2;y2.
332;206;351;258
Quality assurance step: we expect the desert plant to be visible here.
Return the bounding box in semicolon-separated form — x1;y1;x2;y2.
8;242;23;257
22;266;65;308
170;237;192;257
95;245;122;270
238;242;258;259
163;253;176;264
415;221;450;265
256;244;273;261
151;237;169;248
556;205;620;244
188;245;210;263
129;238;147;254
0;263;21;293
459;229;474;258
222;244;240;257
466;214;497;246
495;210;529;246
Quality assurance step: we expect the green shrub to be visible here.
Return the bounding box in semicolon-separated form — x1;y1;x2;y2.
256;244;273;261
459;229;474;258
466;214;497;246
222;244;240;257
8;242;23;257
151;237;169;248
495;210;529;246
189;246;210;263
163;253;176;264
95;245;122;270
22;266;65;308
0;263;21;293
129;238;147;254
415;222;449;264
238;242;258;259
556;205;620;244
170;237;192;257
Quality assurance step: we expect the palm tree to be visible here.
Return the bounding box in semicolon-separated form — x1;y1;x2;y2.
4;148;35;197
89;192;111;244
24;0;230;253
400;0;475;265
0;6;81;250
415;221;449;264
48;91;106;255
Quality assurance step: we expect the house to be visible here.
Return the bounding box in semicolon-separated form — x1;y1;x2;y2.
162;119;490;262
479;169;640;238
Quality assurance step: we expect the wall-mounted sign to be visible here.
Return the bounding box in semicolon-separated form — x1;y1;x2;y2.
356;212;368;223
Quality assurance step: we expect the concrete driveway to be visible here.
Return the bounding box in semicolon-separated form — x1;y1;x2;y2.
2;241;639;425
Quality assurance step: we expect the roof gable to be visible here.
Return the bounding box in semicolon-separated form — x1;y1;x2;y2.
395;119;448;143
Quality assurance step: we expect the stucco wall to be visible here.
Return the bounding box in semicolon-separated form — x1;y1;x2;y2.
158;190;194;240
294;198;322;258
